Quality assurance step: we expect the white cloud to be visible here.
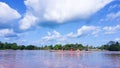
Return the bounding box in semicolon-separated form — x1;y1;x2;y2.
19;12;39;30
39;25;100;44
42;30;65;42
37;30;69;45
78;26;100;36
68;25;100;37
0;2;21;23
20;0;112;30
109;4;118;9
103;25;120;34
99;11;120;23
66;32;74;37
43;0;112;22
0;29;14;37
42;26;99;43
42;31;60;41
35;24;120;45
115;38;120;41
106;11;120;20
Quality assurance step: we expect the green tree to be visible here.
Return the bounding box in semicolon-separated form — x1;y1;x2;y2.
54;44;62;50
0;41;4;49
108;42;120;51
48;45;53;50
99;41;120;51
19;45;26;50
77;44;84;50
11;43;18;50
25;45;37;50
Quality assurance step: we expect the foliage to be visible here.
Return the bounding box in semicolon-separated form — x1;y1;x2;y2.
54;44;62;50
18;45;26;50
0;41;40;50
0;41;120;51
41;43;84;50
25;45;38;50
99;41;120;51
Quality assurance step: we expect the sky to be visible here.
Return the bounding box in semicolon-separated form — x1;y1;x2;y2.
0;0;120;46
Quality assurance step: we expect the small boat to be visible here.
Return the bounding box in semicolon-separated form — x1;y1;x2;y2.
49;50;55;52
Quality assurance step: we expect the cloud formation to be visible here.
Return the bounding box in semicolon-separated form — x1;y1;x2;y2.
106;11;120;21
0;2;21;23
19;0;113;30
73;26;100;37
39;25;100;44
0;29;15;37
38;24;120;44
19;12;39;30
41;31;67;43
41;26;100;44
67;26;100;38
103;25;120;34
115;38;120;41
100;10;120;23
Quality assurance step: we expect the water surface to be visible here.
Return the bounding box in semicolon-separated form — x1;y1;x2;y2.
0;50;120;68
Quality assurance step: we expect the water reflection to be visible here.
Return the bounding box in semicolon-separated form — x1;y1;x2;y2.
0;50;120;68
103;52;120;68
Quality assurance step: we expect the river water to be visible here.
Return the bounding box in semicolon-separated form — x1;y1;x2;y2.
0;50;120;68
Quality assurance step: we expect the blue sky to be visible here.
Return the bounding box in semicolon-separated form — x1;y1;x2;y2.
0;0;120;46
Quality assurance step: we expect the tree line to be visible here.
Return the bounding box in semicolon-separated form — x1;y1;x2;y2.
40;44;86;50
0;41;90;50
98;41;120;51
0;42;40;50
0;41;120;51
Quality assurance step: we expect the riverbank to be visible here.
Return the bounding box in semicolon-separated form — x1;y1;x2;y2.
49;50;100;53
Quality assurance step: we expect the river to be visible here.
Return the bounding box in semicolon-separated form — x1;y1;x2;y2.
0;50;120;68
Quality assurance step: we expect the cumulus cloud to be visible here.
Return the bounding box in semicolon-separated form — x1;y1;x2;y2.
35;30;68;45
115;38;120;41
0;2;21;23
103;25;120;34
19;12;39;30
41;26;99;43
106;11;120;20
68;25;100;37
109;4;120;9
38;25;100;44
42;30;66;42
19;0;112;30
35;24;120;45
100;10;120;23
43;0;112;22
0;29;15;37
42;31;61;41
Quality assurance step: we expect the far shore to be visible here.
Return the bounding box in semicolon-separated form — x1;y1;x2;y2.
49;49;107;52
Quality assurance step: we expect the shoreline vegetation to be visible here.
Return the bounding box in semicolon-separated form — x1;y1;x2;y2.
0;41;120;51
